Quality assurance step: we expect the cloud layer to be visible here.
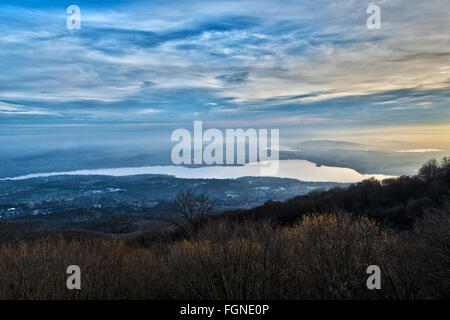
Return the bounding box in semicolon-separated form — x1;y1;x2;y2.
0;0;449;132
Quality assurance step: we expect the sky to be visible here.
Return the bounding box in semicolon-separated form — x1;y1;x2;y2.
0;0;449;151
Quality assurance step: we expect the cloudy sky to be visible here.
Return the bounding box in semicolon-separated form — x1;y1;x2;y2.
0;0;449;149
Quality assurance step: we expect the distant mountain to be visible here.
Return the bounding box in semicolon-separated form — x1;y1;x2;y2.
281;140;446;176
296;140;367;151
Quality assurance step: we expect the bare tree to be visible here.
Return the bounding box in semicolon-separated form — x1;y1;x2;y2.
419;159;439;180
172;189;216;226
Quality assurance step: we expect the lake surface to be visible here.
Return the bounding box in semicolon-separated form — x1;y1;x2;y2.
1;160;395;183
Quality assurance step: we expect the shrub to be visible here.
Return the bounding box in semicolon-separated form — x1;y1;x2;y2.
0;210;448;300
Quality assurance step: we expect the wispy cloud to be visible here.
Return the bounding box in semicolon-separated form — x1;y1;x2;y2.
0;101;59;116
135;108;160;114
0;0;448;128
